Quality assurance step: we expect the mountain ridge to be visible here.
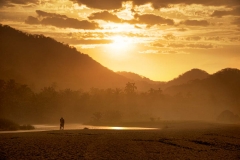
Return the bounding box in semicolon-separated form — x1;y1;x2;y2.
1;24;239;93
0;24;130;91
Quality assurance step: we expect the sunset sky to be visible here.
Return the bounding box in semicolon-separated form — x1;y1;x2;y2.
0;0;239;81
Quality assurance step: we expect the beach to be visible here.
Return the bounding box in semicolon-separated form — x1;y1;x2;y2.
0;122;240;159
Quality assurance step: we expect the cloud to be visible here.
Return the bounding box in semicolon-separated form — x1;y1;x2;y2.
152;43;165;47
186;43;213;49
139;49;189;54
166;43;214;49
129;14;174;26
229;36;240;42
163;34;176;40
178;28;188;32
139;50;159;54
180;20;210;26
231;17;240;27
69;0;240;11
88;11;122;23
204;36;224;41
36;10;68;19
167;43;185;48
185;36;201;41
25;10;99;30
25;16;40;24
0;0;38;7
211;7;240;18
132;0;239;9
70;0;123;10
58;38;113;45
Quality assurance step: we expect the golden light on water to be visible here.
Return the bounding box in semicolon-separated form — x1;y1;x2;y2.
109;126;159;130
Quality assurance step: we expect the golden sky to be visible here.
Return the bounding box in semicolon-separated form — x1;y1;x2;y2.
0;0;240;81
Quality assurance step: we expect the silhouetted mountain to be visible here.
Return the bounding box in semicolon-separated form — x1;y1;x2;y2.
217;110;240;123
165;68;209;88
0;24;130;91
117;71;155;83
164;68;240;117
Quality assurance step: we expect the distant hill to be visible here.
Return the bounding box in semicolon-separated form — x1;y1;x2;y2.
0;24;131;91
164;68;240;115
117;71;155;84
217;110;240;123
117;71;165;91
164;69;209;88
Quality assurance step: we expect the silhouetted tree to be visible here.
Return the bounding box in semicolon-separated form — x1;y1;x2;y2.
124;82;137;95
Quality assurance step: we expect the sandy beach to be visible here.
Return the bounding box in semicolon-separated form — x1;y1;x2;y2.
0;122;240;160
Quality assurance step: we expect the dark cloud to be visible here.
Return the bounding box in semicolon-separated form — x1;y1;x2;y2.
0;0;38;7
25;16;40;24
132;0;239;9
25;10;99;30
70;0;239;10
71;0;123;10
88;11;122;23
36;10;68;18
211;7;240;18
41;17;99;29
185;36;202;41
129;14;174;26
152;43;165;47
180;20;210;26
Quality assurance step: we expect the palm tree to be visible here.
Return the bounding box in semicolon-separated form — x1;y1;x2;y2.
124;82;137;95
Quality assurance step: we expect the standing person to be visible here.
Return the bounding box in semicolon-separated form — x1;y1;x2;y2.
60;117;65;130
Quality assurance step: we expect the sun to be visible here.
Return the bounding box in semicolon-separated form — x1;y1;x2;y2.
110;35;131;49
105;35;135;58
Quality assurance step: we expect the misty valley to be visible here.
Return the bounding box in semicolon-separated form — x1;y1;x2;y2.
0;24;240;130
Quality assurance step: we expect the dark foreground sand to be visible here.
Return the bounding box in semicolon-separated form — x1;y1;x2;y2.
0;122;240;160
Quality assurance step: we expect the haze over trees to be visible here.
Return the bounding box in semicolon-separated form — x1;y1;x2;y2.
0;24;239;124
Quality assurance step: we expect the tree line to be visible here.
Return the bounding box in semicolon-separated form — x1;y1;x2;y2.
0;79;237;124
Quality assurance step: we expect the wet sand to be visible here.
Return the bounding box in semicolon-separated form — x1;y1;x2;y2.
0;122;240;159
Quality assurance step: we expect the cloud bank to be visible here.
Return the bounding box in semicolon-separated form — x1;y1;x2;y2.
25;10;99;30
70;0;240;10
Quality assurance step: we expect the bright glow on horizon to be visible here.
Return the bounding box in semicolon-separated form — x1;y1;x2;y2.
110;36;131;49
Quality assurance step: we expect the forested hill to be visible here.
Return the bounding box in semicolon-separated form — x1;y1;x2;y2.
164;69;210;88
164;68;240;115
0;24;129;91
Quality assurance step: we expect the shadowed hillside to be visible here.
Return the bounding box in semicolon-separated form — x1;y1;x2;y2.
164;68;240;116
117;71;157;84
164;68;209;88
0;24;129;91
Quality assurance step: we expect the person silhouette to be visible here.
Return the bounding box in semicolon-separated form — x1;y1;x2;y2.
60;117;65;130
